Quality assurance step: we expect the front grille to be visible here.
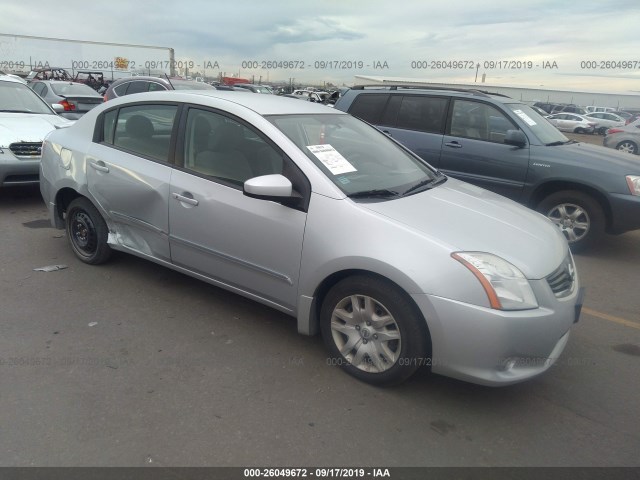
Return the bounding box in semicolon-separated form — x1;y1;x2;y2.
9;142;42;157
547;255;576;298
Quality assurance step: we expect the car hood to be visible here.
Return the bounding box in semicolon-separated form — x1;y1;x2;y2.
0;113;72;147
541;142;640;170
360;178;567;279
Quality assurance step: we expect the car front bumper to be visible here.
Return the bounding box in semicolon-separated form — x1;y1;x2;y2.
608;192;640;233
0;155;40;186
412;278;582;386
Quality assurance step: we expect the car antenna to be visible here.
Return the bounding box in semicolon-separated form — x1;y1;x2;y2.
164;73;174;89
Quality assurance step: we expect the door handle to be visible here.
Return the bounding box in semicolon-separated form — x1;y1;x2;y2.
444;141;462;148
171;192;199;206
89;161;109;173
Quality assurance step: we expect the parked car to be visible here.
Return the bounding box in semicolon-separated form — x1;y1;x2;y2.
610;111;633;122
546;113;597;134
585;106;616;113
0;76;72;187
533;102;586;115
40;90;584;387
603;119;640;154
72;71;108;93
334;85;640;251
582;112;625;135
233;84;274;94
29;80;103;120
26;67;72;83
291;89;330;103
0;70;27;84
103;76;217;100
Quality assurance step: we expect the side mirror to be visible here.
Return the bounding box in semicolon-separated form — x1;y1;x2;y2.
244;174;293;200
51;103;65;113
504;129;527;148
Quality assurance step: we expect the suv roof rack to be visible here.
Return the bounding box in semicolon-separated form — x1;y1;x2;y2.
350;84;511;98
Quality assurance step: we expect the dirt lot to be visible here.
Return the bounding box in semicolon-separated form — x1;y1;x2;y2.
565;132;606;146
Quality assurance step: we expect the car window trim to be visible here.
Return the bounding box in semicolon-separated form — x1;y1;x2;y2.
174;104;312;212
92;100;181;166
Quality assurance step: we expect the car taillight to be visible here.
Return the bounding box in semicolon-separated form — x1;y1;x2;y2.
59;100;75;111
607;128;624;135
103;95;107;102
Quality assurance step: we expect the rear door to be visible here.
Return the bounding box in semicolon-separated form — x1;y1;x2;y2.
86;103;178;261
438;99;530;200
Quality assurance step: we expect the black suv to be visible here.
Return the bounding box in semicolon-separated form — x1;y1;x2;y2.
335;85;640;251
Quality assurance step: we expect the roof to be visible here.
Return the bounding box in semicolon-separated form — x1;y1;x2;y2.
114;90;343;116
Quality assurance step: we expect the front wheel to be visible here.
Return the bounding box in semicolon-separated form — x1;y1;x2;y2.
537;190;605;252
66;197;112;264
320;275;430;386
616;141;638;154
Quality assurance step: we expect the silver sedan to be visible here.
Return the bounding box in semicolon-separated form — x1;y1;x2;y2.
546;113;597;133
39;91;583;386
603;119;640;154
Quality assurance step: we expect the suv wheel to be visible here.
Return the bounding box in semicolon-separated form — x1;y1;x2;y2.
320;275;430;386
616;141;638;154
537;191;605;252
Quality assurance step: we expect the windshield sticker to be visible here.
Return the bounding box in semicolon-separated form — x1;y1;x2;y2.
338;176;351;184
513;109;537;126
307;144;357;175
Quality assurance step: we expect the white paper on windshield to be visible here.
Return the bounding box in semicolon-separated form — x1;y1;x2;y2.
513;109;537;126
307;144;357;175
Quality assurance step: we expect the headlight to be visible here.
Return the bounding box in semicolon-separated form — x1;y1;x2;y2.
627;175;640;196
452;252;538;311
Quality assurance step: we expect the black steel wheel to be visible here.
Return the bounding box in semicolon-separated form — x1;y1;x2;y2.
66;197;112;264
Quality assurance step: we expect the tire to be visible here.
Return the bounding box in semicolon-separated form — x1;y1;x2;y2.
65;197;112;264
616;141;638;155
598;127;608;135
537;190;605;253
574;128;584;134
320;275;430;386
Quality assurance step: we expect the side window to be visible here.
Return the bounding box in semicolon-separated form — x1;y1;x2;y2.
113;82;129;97
396;95;447;134
102;109;117;144
112;104;178;162
450;100;516;143
148;82;166;92
182;108;283;185
32;83;45;96
348;94;389;124
40;85;49;97
126;81;150;95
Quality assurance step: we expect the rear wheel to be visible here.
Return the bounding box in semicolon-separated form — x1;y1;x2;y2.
616;141;638;154
537;190;605;252
66;197;112;264
574;128;584;134
598;126;608;135
320;275;429;386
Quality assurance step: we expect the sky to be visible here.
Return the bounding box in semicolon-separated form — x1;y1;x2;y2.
1;0;640;92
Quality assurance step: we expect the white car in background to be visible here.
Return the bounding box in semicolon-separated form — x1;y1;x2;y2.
583;112;626;135
0;76;72;187
546;113;598;134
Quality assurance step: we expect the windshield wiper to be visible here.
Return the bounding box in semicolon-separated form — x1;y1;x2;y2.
348;188;400;199
402;174;447;196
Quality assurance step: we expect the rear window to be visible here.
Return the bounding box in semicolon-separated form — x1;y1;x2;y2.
50;83;99;97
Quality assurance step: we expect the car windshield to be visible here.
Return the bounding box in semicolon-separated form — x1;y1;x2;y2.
171;80;216;91
50;82;100;97
0;81;53;114
506;103;568;145
269;114;439;197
